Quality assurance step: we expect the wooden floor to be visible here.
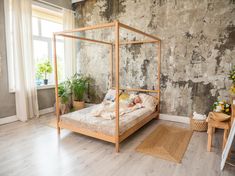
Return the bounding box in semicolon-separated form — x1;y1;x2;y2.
0;114;234;176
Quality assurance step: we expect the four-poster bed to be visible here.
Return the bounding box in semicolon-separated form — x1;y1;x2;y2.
53;20;161;152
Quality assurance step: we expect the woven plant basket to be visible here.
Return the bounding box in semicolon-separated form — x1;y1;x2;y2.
190;118;208;132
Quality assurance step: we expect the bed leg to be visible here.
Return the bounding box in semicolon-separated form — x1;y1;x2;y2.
115;142;120;153
155;114;160;119
155;105;160;119
57;127;60;135
57;120;60;135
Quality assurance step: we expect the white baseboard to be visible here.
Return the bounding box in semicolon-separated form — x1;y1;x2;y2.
159;114;190;124
0;115;18;125
39;107;54;115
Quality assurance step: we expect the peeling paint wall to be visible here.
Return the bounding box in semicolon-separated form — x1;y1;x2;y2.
75;0;235;116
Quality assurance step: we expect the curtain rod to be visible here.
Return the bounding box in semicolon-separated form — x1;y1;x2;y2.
34;0;76;14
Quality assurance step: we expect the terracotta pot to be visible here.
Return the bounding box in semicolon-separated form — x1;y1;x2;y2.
73;101;85;110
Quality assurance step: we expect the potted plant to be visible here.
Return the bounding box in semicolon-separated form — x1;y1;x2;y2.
212;100;231;115
36;69;43;86
58;81;70;114
70;73;90;110
37;60;53;85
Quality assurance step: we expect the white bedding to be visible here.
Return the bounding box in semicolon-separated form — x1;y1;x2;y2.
60;104;155;136
90;101;143;120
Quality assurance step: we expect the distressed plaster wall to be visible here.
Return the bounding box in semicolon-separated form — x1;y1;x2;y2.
75;0;235;116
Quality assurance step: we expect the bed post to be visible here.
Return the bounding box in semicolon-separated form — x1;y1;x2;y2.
157;41;161;118
110;44;113;89
115;20;120;152
53;34;60;134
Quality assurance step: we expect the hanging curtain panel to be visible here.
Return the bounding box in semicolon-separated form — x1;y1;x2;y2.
63;9;77;79
5;0;39;121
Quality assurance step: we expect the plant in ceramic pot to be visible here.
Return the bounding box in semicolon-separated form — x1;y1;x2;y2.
37;60;53;85
70;73;90;110
58;81;71;114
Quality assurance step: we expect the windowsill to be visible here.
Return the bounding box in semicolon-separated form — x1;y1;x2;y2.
37;84;55;90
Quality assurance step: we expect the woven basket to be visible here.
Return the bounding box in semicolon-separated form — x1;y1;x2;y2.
190;118;208;132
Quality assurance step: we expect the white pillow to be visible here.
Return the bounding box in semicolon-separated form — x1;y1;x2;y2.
103;89;116;102
139;93;158;111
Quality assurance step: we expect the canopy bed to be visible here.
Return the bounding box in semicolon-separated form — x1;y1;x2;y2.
53;21;161;152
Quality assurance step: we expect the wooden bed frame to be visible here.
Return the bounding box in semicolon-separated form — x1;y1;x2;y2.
53;21;161;152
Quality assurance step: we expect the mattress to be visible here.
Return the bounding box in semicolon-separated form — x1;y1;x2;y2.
60;105;155;136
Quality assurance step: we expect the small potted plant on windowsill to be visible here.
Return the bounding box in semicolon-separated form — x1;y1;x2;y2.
37;60;53;85
70;73;90;110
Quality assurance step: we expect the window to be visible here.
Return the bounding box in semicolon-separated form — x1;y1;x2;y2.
32;5;65;86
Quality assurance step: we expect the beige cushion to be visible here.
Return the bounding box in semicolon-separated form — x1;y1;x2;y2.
139;93;158;111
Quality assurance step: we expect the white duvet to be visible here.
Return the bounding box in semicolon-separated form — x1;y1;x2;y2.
90;100;143;120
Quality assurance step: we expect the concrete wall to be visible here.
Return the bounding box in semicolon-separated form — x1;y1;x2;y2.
0;0;71;118
75;0;235;116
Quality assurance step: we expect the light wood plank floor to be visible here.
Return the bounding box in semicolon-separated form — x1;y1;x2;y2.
0;114;234;176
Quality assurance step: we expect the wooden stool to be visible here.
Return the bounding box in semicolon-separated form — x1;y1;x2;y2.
207;117;230;152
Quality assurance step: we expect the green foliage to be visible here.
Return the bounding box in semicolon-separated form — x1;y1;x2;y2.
36;69;43;80
228;65;235;84
69;73;90;101
212;100;231;115
230;85;235;95
58;81;70;104
36;60;53;80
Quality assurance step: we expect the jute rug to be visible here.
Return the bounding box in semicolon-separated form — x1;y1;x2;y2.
136;124;193;163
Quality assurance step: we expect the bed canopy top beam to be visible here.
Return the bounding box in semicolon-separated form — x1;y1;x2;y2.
57;33;113;45
54;22;115;35
54;21;161;43
119;22;161;41
119;40;159;45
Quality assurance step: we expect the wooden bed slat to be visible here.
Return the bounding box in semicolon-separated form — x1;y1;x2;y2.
113;87;160;93
59;110;159;144
60;121;116;143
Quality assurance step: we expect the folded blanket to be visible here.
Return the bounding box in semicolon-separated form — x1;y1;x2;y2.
193;112;207;121
90;101;143;120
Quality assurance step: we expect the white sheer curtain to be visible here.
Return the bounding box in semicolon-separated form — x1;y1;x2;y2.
63;9;76;79
5;0;39;121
